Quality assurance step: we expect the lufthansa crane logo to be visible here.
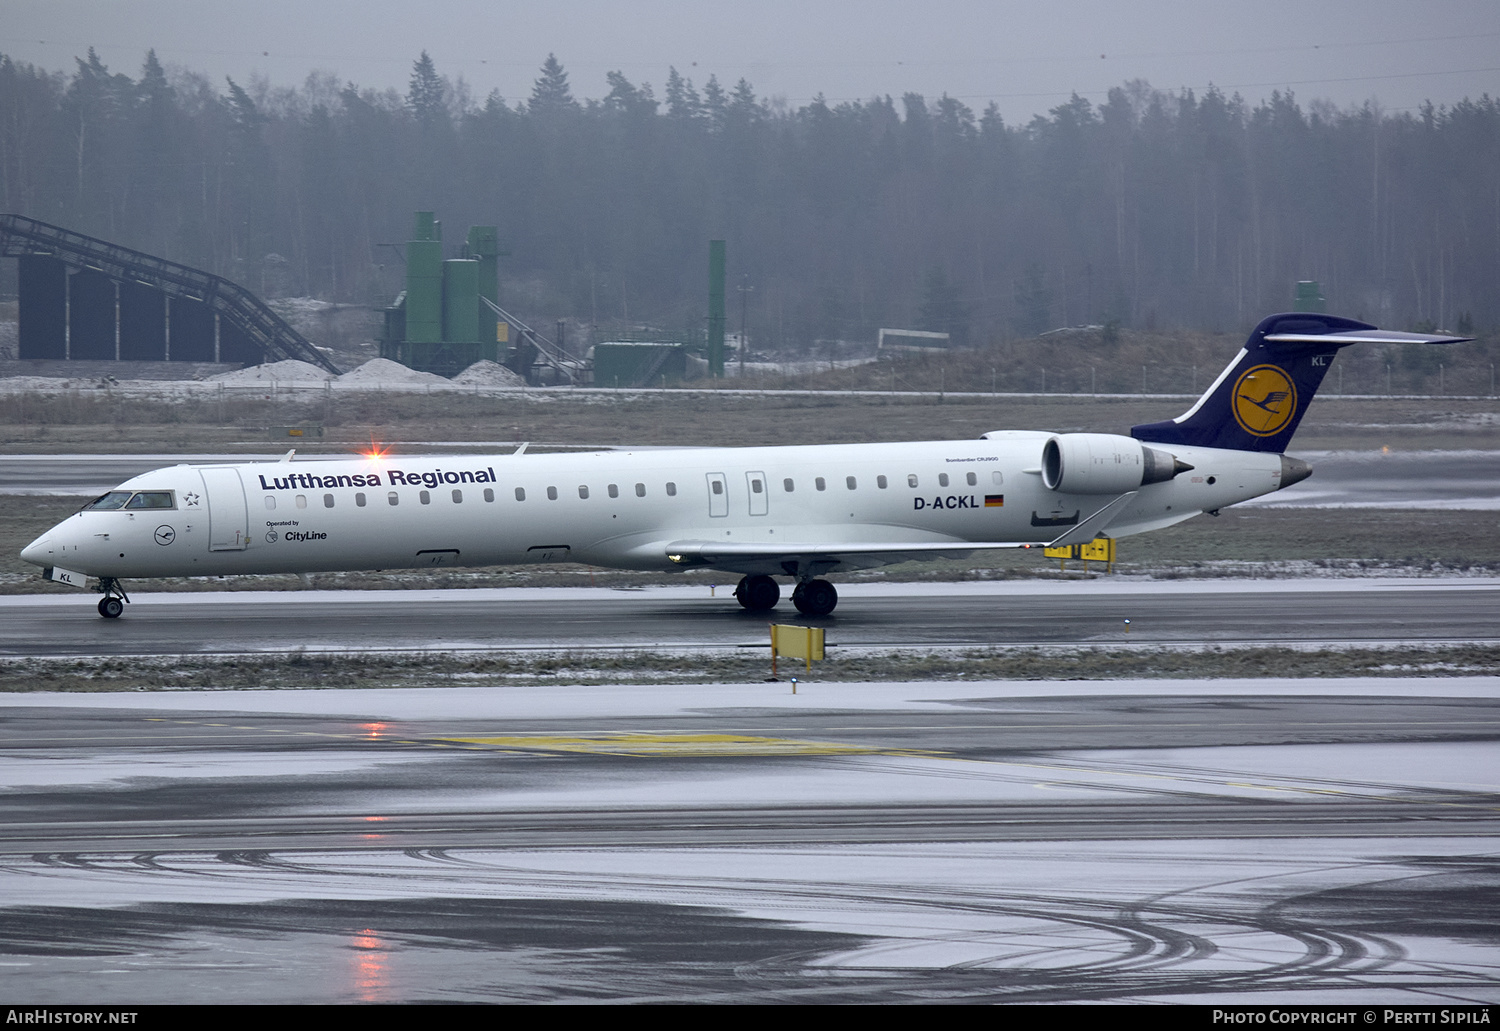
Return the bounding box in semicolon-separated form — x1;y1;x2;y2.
1232;365;1298;437
153;525;176;546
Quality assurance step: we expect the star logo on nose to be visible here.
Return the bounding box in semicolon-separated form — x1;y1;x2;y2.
184;493;201;507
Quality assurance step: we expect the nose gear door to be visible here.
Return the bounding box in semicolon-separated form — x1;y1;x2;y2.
200;467;250;550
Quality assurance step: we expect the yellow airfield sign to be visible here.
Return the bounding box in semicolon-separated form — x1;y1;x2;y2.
1045;536;1116;571
771;623;825;673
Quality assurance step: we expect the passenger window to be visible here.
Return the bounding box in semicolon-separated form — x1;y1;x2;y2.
356;493;367;507
815;477;826;491
388;492;399;506
295;495;307;509
635;483;646;497
452;489;463;503
665;482;677;496
992;470;1004;485
323;494;334;508
877;475;888;489
515;487;526;501
420;490;431;505
711;480;723;495
783;478;794;492
578;485;589;499
547;486;558;500
608;484;619;498
967;472;977;486
264;496;276;510
484;488;495;502
751;478;763;494
938;473;949;487
846;476;857;490
908;474;918;488
125;491;174;509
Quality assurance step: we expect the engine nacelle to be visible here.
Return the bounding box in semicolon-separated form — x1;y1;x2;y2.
1041;433;1189;493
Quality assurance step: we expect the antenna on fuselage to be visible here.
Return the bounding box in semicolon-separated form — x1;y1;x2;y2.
282;449;296;463
514;442;529;455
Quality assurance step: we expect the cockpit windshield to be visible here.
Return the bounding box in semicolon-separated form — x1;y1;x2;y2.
86;491;133;511
85;490;175;511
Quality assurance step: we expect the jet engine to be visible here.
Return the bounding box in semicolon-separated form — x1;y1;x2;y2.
1041;433;1191;493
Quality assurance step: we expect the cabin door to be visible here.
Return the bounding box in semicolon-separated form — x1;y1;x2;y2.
746;471;768;516
706;472;728;517
200;467;250;551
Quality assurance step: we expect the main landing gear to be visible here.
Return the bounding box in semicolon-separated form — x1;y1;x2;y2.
733;575;839;616
734;574;780;612
96;577;129;619
792;578;838;616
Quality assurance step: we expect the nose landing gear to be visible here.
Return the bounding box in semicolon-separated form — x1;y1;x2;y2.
96;577;130;619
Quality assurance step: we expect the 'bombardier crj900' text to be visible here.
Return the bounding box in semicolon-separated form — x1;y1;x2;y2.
21;314;1471;618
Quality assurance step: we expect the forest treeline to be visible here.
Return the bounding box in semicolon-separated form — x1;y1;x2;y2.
0;48;1496;351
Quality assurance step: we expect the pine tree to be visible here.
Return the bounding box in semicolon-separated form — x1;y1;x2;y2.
529;54;576;116
604;71;656;115
664;67;701;122
407;51;447;126
703;74;727;131
729;79;760;122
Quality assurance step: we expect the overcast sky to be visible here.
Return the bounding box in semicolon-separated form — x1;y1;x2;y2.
4;0;1498;122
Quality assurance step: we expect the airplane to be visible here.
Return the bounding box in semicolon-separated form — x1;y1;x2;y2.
20;312;1471;619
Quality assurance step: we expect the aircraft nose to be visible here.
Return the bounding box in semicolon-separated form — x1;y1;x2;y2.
20;533;53;567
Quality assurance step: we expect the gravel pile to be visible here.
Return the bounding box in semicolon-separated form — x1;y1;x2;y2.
334;358;452;386
452;360;525;387
208;359;332;384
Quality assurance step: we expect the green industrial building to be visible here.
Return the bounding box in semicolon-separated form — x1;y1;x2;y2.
592;341;687;389
380;212;504;377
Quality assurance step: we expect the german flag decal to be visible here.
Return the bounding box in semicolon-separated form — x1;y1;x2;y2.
984;494;1004;507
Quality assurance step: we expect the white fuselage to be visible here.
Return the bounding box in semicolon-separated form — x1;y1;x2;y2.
23;436;1287;581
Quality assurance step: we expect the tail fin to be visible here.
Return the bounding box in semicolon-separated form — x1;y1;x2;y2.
1130;313;1472;453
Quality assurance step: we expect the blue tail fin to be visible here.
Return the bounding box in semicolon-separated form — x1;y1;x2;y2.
1130;313;1471;453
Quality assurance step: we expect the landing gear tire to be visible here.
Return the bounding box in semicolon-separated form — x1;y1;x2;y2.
734;575;780;612
792;579;838;616
97;596;124;619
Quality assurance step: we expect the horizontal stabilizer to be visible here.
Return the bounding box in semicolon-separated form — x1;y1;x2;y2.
1265;329;1473;347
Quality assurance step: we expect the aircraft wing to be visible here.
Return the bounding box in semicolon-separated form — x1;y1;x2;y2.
664;494;1138;570
663;537;1037;573
665;539;1037;564
1040;492;1138;548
